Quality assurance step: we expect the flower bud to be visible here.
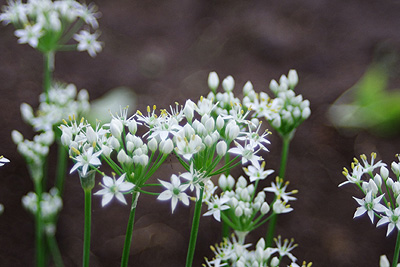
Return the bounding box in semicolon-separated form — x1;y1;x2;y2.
20;103;34;123
216;140;227;156
208;72;219;92
110;118;123;138
381;166;389;180
222;75;234;92
86;126;97;145
269;79;279;94
109;136;120;150
160;139;173;154
216;116;224;131
301;107;311;120
117;150;130;164
288;69;298;88
235;206;243;217
225;121;240;141
243;81;253;96
148;138;158;152
392;162;400;177
11;130;24;144
204;135;213;147
260;202;270;214
374;173;383;187
128;119;137;135
271;116;281;128
183;100;195;122
270;257;279;267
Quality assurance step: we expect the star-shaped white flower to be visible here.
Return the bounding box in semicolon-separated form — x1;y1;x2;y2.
157;174;190;213
70;147;102;176
377;207;400;236
353;191;387;223
94;174;135;207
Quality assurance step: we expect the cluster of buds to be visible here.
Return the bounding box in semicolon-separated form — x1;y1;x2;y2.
0;0;102;56
20;82;89;132
242;70;311;139
339;153;400;236
22;188;63;235
11;130;54;181
204;234;309;267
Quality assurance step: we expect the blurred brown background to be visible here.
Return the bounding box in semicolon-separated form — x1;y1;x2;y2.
1;0;400;266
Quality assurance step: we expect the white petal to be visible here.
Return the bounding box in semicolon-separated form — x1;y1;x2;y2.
115;192;127;205
103;176;114;187
101;193;114;207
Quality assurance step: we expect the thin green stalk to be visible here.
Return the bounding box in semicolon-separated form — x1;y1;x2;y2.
185;188;204;267
121;192;138;267
393;231;400;267
222;153;231;238
266;136;290;247
46;234;64;267
55;141;68;195
43;51;54;103
34;179;45;267
83;189;92;267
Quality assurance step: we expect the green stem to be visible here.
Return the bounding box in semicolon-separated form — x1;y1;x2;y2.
83;189;92;267
222;153;231;238
34;180;45;267
185;188;204;267
393;231;400;267
121;192;139;267
46;234;64;267
265;136;290;247
43;51;54;103
55;141;68;196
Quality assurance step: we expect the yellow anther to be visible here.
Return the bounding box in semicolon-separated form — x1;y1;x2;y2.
71;147;80;155
153;105;156;110
200;96;204;101
92;141;96;148
62;119;68;125
360;154;367;161
371;152;377;159
292;189;299;194
68;115;72;121
147;106;151;113
136;110;143;116
80;117;84;124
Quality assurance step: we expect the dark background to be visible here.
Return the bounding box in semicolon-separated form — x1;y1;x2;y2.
1;0;400;266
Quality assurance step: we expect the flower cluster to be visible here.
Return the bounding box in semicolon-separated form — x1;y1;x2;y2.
339;153;400;236
21;82;90;132
0;0;102;56
12;130;54;181
204;234;308;267
22;188;63;235
241;70;311;139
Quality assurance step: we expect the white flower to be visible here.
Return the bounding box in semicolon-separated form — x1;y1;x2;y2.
228;140;262;167
158;174;190;213
0;156;10;167
180;163;208;199
94;174;135;207
353;191;387;223
243;161;274;182
70;147;102;176
14;23;43;48
203;195;230;222
264;178;297;203
377;207;400;236
73;30;102;57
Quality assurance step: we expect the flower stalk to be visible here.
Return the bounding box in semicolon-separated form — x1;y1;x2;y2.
120;192;139;267
185;187;204;267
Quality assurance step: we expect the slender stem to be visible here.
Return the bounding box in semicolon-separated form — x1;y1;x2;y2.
83;189;92;267
222;153;231;238
43;51;54;103
46;234;64;267
55;141;68;196
34;179;45;267
393;231;400;267
121;192;138;267
185;188;204;267
265;136;290;247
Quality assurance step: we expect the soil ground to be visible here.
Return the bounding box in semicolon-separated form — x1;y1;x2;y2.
1;0;400;266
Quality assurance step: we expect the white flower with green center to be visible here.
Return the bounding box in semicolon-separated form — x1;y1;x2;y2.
0;156;10;167
14;23;43;48
243;161;274;182
180;163;208;199
95;174;135;207
73;30;102;57
70;147;102;176
377;207;400;236
353;191;387;223
228;140;262;167
158;174;190;213
203;195;230;222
